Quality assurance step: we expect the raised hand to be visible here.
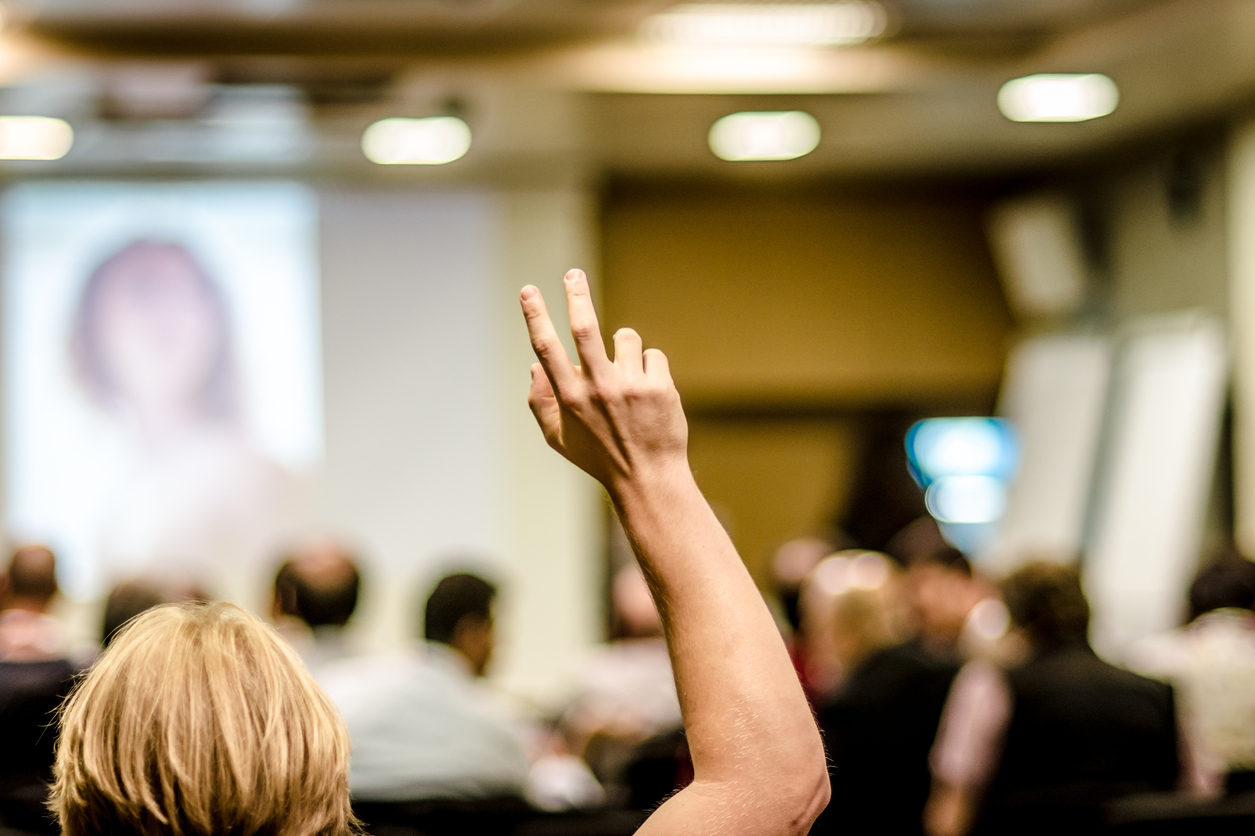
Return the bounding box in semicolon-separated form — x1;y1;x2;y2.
519;269;688;495
519;269;828;836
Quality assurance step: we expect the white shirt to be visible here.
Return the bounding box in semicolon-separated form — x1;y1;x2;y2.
1127;609;1255;789
318;642;530;801
562;637;682;738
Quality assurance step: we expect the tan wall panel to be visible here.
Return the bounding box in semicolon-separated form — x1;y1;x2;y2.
602;187;1013;407
688;418;856;585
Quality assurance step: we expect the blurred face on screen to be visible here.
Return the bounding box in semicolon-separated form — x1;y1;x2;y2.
78;241;231;426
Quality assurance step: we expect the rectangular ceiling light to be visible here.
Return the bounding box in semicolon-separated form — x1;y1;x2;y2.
642;2;886;47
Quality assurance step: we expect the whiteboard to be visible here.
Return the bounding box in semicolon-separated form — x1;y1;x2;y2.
1084;313;1227;656
988;333;1112;572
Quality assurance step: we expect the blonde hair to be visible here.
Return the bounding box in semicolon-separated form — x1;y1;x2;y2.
52;602;356;836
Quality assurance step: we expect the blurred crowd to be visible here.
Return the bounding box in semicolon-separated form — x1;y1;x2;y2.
3;515;1255;835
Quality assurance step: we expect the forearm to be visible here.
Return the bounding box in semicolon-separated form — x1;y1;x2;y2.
611;464;828;830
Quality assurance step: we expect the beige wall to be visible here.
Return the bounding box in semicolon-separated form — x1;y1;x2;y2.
602;184;1013;581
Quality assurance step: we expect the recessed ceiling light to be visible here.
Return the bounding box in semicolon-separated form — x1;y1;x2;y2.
0;117;73;161
997;74;1119;123
708;111;821;162
361;116;472;165
643;2;886;48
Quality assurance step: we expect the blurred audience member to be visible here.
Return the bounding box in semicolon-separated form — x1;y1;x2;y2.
319;571;530;801
771;537;840;701
102;579;170;648
926;561;1178;836
0;546;76;833
271;537;362;671
0;546;65;662
908;547;1000;659
559;564;680;806
1127;551;1255;795
810;552;959;836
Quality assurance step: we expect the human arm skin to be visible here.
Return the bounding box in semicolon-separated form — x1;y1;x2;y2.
520;270;829;836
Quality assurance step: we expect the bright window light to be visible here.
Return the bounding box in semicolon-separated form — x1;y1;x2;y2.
708;111;820;161
0;117;73;161
643;2;886;47
361;116;472;165
997;74;1119;123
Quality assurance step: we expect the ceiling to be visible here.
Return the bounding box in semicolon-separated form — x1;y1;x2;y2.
0;0;1248;181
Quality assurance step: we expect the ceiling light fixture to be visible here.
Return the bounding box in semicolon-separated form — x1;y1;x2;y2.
0;117;73;161
361;116;472;165
708;111;821;161
643;2;886;47
997;74;1119;123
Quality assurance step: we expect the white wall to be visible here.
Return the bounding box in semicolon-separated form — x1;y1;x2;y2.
309;186;602;699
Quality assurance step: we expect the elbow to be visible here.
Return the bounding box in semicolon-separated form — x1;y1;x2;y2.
789;739;831;836
762;731;830;836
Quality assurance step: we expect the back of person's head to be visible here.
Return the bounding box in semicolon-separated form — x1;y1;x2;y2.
1001;561;1091;650
424;572;496;645
52;602;355;836
1188;550;1255;621
272;541;361;629
830;587;897;670
4;545;58;608
101;580;169;648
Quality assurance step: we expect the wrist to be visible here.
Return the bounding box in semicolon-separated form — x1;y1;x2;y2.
606;456;697;517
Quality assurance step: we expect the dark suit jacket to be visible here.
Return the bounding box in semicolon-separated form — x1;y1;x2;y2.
812;641;959;836
976;641;1179;836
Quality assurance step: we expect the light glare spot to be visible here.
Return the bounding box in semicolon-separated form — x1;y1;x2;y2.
926;476;1008;525
362;116;472;165
643;2;886;47
813;556;851;596
708;111;820;162
848;552;890;590
997;74;1119;123
0;117;73;161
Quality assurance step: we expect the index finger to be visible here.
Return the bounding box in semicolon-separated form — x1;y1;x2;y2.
520;285;579;394
564;269;614;380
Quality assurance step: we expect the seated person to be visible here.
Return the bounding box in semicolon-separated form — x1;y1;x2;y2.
0;546;77;833
271;537;363;671
560;564;682;794
1126;551;1255;795
810;555;958;836
926;561;1179;836
317;571;531;801
101;579;170;648
47;270;828;836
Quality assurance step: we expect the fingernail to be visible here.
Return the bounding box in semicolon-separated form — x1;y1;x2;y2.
565;269;584;283
520;285;538;300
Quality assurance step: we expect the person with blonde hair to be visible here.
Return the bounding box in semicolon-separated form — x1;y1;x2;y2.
52;602;353;836
49;270;828;836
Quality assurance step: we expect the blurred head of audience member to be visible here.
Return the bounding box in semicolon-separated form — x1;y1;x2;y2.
425;572;497;677
271;538;363;671
771;537;836;634
51;602;354;836
1;545;58;614
612;565;662;640
830;586;898;673
272;539;362;630
908;546;985;654
798;551;898;698
102;580;169;648
0;545;66;663
1000;561;1091;653
1187;549;1255;622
